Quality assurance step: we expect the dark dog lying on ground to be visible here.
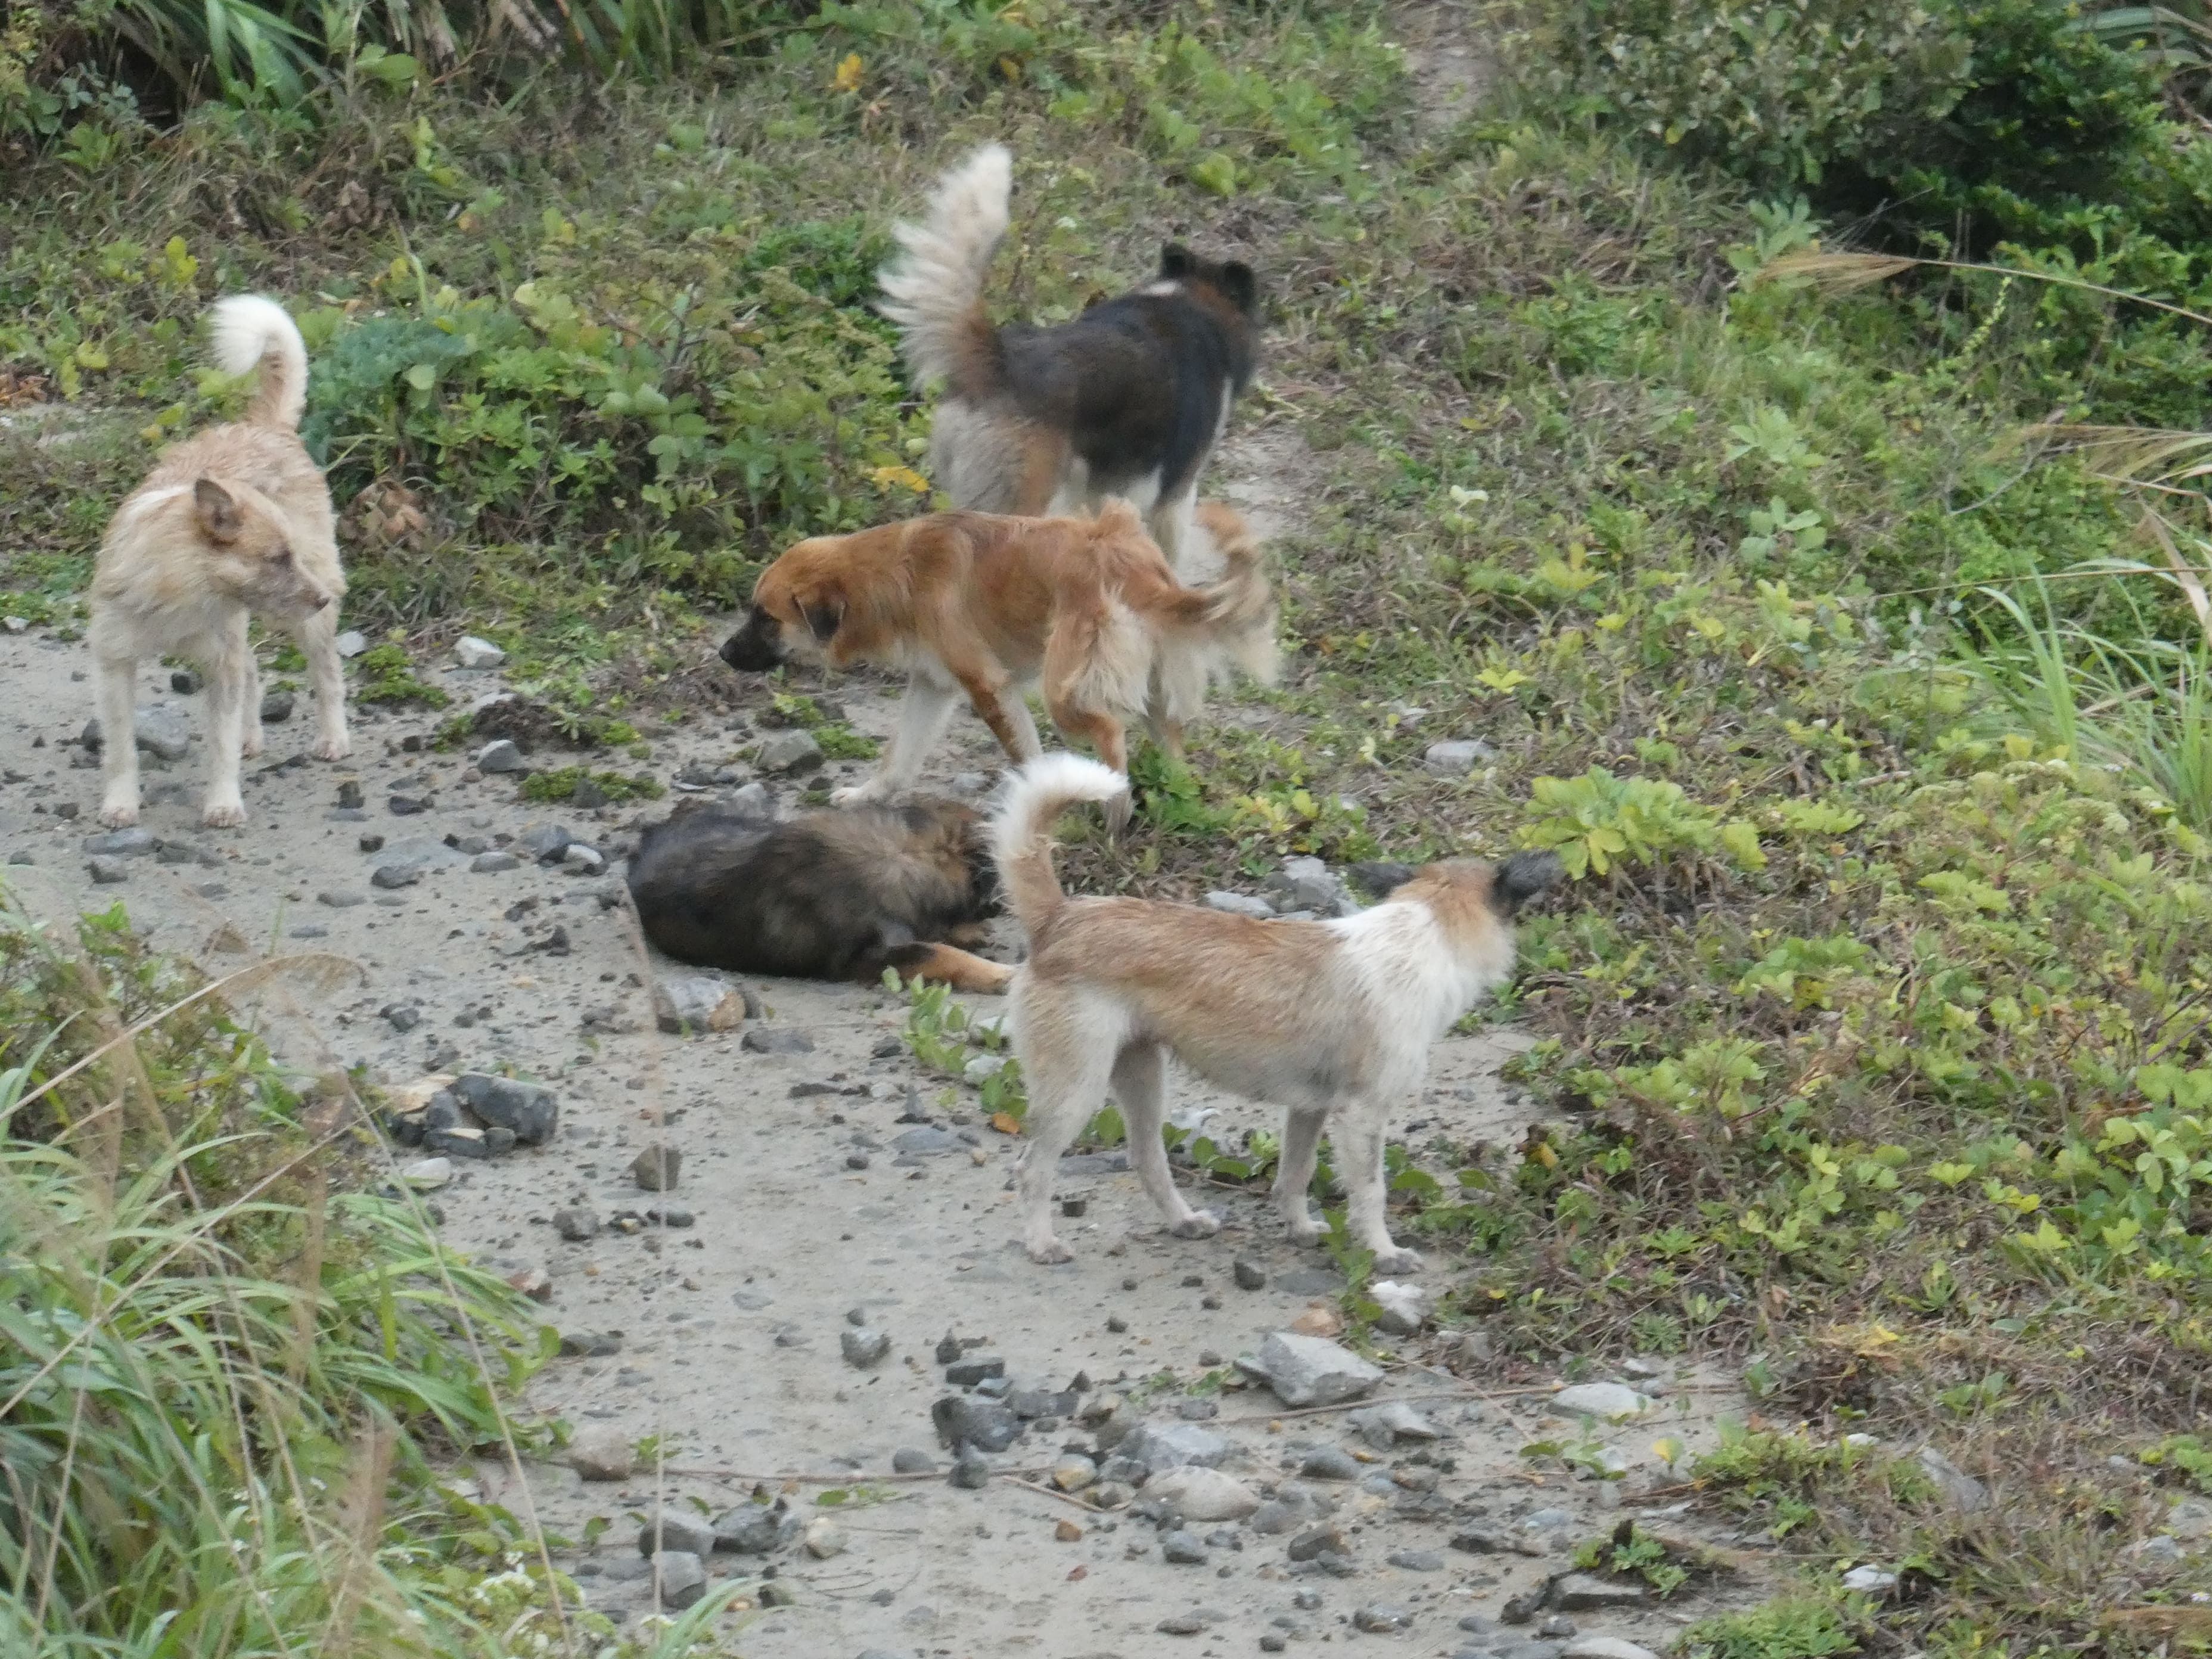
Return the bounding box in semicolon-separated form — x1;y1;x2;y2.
626;795;1012;992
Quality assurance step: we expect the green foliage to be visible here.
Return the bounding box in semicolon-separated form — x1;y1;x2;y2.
517;765;664;803
1683;1599;1858;1659
1573;1524;1692;1597
352;640;449;706
765;692;878;760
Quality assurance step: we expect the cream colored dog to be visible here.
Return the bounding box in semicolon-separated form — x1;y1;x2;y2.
89;295;349;830
992;753;1561;1272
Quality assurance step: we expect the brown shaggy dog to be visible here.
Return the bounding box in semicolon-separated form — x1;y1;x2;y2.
877;142;1260;574
719;501;1275;828
991;754;1562;1270
88;295;349;830
627;794;1011;992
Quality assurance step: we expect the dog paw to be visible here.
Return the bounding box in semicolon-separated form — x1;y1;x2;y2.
312;734;352;762
97;801;139;829
1170;1208;1224;1241
1370;1244;1426;1275
240;732;266;759
830;782;886;807
1025;1237;1074;1266
1283;1216;1326;1247
201;797;247;830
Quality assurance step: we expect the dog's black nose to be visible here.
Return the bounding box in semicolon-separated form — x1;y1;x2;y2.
719;612;782;673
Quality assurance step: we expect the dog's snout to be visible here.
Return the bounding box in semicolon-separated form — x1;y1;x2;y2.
719;610;784;673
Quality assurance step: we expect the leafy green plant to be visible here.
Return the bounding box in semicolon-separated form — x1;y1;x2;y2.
1574;1523;1692;1597
1520;766;1737;878
1682;1598;1858;1659
517;765;663;803
353;640;449;707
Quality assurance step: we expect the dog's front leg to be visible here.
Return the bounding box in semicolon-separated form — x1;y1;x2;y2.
238;646;265;759
1150;487;1200;578
293;603;351;761
1272;1106;1329;1246
832;673;960;807
1116;1043;1221;1239
94;650;142;828
200;616;251;828
1338;1109;1423;1274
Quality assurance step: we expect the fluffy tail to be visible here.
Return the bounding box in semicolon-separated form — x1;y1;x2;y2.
991;753;1126;930
877;143;1011;399
1182;502;1280;686
209;294;308;431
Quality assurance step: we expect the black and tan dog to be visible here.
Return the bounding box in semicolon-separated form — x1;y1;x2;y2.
627;796;1011;992
877;142;1260;574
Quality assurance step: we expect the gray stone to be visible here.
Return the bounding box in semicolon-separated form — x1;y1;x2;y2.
895;1126;965;1157
755;729;823;773
2135;1535;2186;1566
1390;1549;1445;1571
933;1395;1021;1453
1549;1574;1646;1611
1238;1332;1384;1408
476;738;528;773
654;974;748;1034
552;1207;599;1242
452;1073;559;1145
949;1451;991;1489
82;828;157;858
1098;1454;1148;1486
714;1499;799;1555
1250;1500;1304;1534
399;1157;453;1189
1204;891;1275;919
1354;1604;1411;1633
892;1448;937;1474
288;924;331;941
1144;1467;1260;1522
1561;1641;1661;1659
650;1549;707;1610
1301;1444;1361;1481
423;1126;490;1160
1007;1387;1076;1418
471;851;520;873
1157;1611;1206;1635
517;822;573;863
260;689;294;723
1369;1279;1433;1335
639;1509;719;1558
383;1003;421;1032
1288;1525;1347;1562
1423;738;1495;776
568;1426;635;1481
1161;1530;1208;1565
86;856;131;884
1263;855;1359;918
1120;1419;1233;1470
318;890;366;908
1052;1455;1098;1492
1550;1383;1655;1421
1541;1615;1580;1638
335;630;368;657
1917;1445;1989;1512
1840;1565;1897;1592
742;1026;815;1055
562;843;605;876
454;635;507;670
842;1328;892;1369
630;1144;681;1190
1348;1400;1441;1444
368;836;468;888
101;704;192;762
1234;1257;1267;1290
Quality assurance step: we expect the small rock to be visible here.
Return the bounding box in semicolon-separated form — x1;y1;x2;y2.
260;689;294;723
1349;1400;1442;1446
1917;1444;1989;1512
335;630;368;657
1238;1331;1384;1408
892;1449;937;1474
337;781;365;809
1145;1467;1260;1522
517;822;573;863
1161;1530;1208;1565
82;828;156;858
1119;1419;1232;1470
945;1356;1005;1385
505;1266;552;1302
1288;1525;1347;1563
1157;1611;1206;1635
654;973;748;1034
949;1451;991;1489
638;1510;718;1558
1301;1445;1362;1481
1052;1455;1098;1492
1353;1604;1411;1633
424;1126;490;1160
318;890;366;909
803;1517;847;1559
561;843;605;876
1551;1382;1655;1422
453;1073;560;1145
1263;855;1359;919
471;851;520;873
1550;1573;1646;1611
841;1328;891;1369
933;1395;1021;1453
742;1026;815;1055
650;1549;706;1610
1561;1640;1662;1659
476;738;528;773
1542;1616;1582;1638
1204;891;1275;919
86;856;130;885
1390;1549;1445;1572
714;1499;799;1554
568;1426;635;1481
552;1207;600;1242
630;1144;682;1191
1423;738;1495;776
1288;1304;1343;1338
400;1157;453;1189
1233;1257;1266;1291
454;635;507;670
1055;1518;1084;1542
755;729;823;773
1841;1565;1898;1593
1249;1500;1304;1535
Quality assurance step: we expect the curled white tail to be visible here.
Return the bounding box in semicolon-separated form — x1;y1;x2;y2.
208;294;309;431
992;752;1126;928
877;142;1012;392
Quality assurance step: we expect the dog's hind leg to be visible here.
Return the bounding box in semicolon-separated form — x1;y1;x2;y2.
199;611;251;828
955;669;1042;768
1149;485;1200;579
1114;1042;1220;1241
877;940;1014;995
1337;1105;1424;1275
238;646;265;759
93;646;142;828
293;600;352;761
833;673;961;806
1272;1106;1329;1247
1012;993;1118;1264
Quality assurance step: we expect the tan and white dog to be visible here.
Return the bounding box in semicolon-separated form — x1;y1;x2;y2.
992;753;1562;1271
88;295;350;830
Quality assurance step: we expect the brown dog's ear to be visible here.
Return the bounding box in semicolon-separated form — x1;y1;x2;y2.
1219;260;1259;314
1159;243;1197;279
194;478;244;543
798;594;844;643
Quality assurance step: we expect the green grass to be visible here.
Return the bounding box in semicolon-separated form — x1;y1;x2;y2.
11;0;2212;1650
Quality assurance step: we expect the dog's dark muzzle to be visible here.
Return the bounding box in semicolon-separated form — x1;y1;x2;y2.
719;609;786;673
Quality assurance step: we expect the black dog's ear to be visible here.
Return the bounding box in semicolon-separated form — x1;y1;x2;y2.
1160;243;1197;278
1490;850;1565;917
1347;860;1418;900
1218;259;1259;313
798;595;844;642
